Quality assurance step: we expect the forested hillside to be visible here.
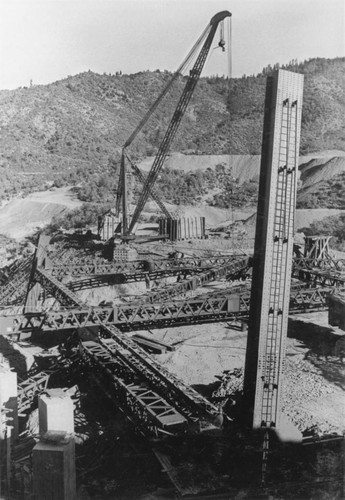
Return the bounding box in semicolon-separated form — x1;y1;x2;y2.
0;57;344;205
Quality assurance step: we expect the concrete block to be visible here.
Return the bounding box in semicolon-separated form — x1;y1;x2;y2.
0;365;17;406
39;389;74;435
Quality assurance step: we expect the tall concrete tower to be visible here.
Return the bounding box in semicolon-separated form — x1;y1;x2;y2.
243;70;304;433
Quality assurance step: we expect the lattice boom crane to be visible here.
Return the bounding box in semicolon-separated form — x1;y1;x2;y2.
118;10;231;236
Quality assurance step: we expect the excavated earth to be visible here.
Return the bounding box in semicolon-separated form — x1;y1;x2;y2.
134;313;345;438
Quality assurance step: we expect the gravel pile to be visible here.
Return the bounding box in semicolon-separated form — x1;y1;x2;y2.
283;350;345;435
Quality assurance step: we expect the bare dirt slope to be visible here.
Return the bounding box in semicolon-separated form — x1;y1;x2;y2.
0;187;82;239
139;153;261;183
242;208;345;238
300;156;345;187
139;151;345;183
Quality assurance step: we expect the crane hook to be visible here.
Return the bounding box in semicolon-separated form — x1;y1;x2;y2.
218;39;226;51
218;20;226;51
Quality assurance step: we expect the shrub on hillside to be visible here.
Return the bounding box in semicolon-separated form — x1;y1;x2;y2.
299;213;345;250
45;203;112;233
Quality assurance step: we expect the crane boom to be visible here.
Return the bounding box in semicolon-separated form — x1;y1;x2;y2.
125;152;172;219
127;10;231;234
116;24;210;228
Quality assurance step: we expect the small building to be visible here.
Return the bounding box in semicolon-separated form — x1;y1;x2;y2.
158;217;206;241
98;208;121;241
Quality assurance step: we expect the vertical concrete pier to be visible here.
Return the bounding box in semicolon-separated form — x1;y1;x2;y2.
0;364;18;439
243;70;304;436
33;431;76;500
34;389;76;498
0;363;18;497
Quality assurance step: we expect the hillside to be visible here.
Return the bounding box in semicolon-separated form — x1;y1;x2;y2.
0;187;82;239
0;57;344;207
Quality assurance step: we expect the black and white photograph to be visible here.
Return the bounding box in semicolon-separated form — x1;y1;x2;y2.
0;0;344;498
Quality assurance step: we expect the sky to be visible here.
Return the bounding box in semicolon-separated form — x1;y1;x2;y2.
0;0;344;90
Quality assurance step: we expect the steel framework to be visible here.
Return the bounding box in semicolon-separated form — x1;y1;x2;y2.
99;325;220;424
17;348;80;415
46;254;246;279
10;284;336;336
135;257;250;304
292;265;345;287
80;339;188;437
0;257;32;306
35;268;87;308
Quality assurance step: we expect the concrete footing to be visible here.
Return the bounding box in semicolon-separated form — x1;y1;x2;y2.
275;413;302;443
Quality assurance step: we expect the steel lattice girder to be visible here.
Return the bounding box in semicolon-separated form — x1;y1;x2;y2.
137;258;250;304
71;258;250;303
15;293;245;333
67;257;250;292
11;285;341;335
47;255;247;279
67;267;209;291
0;257;32;306
17;371;52;414
80;339;188;437
34;268;87;308
292;266;345;287
99;325;220;424
17;350;80;414
292;257;345;271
